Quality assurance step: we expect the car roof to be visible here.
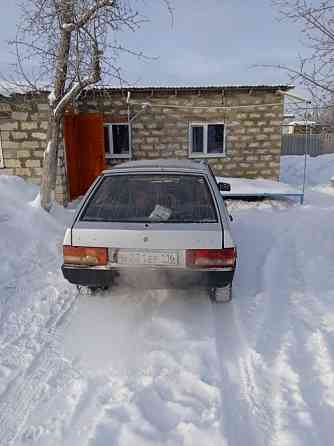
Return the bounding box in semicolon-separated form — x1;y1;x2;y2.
102;159;211;175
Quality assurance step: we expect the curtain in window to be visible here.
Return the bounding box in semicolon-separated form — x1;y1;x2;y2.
113;125;129;155
208;124;224;154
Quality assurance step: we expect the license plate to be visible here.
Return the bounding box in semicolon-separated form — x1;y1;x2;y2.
116;250;179;266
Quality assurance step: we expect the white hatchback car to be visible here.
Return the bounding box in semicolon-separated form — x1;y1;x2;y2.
62;159;237;302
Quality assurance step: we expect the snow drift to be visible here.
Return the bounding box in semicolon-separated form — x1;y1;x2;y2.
0;153;333;446
281;153;334;187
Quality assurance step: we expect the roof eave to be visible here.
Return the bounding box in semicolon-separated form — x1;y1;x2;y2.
85;84;294;96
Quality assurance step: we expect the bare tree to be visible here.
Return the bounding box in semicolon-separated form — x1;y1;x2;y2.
10;0;170;210
267;0;334;104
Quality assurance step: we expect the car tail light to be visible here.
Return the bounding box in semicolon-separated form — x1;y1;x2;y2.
186;248;236;268
63;246;108;266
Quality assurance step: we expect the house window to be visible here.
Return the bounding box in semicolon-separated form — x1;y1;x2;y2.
104;123;130;158
189;123;225;157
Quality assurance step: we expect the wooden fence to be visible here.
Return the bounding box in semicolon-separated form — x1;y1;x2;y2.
281;134;334;157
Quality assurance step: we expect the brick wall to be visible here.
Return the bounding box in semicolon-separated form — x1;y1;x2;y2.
0;94;67;204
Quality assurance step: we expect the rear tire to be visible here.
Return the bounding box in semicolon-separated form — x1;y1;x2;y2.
209;284;232;303
76;285;109;295
89;285;110;294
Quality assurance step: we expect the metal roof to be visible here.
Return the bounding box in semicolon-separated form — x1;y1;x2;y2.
0;82;293;99
103;159;210;173
87;84;294;94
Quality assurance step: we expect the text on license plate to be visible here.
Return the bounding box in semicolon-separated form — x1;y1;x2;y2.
117;250;179;266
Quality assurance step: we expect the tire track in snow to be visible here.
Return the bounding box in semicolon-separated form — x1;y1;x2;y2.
0;268;72;387
213;301;273;446
307;331;334;407
263;229;334;446
291;327;334;445
11;289;161;446
212;213;298;446
268;328;320;446
0;256;62;343
253;233;317;446
0;286;78;446
218;209;318;446
283;236;334;445
253;236;295;363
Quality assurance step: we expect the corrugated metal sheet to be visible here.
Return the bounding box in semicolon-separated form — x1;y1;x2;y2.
0;82;293;99
87;84;293;93
282;134;334;157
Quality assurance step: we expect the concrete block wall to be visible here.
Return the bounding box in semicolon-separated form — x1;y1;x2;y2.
81;88;284;180
0;87;286;206
0;95;68;204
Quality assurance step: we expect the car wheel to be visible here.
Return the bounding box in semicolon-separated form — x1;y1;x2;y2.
76;286;109;295
209;284;232;303
89;286;110;294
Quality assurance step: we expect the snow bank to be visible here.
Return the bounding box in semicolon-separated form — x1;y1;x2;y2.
280;154;334;187
217;154;334;198
0;177;61;284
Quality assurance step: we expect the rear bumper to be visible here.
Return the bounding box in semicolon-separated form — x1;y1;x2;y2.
61;264;235;289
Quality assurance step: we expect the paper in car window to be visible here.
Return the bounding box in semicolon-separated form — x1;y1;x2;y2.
149;205;172;221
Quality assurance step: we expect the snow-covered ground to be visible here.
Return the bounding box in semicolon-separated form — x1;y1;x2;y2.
0;155;334;445
281;154;334;192
217;176;300;196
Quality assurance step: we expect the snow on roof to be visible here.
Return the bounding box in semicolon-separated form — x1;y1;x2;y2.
0;81;32;97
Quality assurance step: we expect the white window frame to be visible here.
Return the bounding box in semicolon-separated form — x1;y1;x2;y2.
188;122;226;158
104;123;131;159
0;131;4;168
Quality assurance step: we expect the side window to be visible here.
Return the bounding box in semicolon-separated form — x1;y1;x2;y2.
104;123;130;158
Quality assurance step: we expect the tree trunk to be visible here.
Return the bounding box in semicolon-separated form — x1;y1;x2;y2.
39;0;102;210
40;114;62;210
40;0;73;211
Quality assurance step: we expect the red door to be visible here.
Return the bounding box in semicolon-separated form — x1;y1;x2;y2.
64;113;105;200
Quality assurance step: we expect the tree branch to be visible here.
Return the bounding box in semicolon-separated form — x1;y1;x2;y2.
54;40;101;117
62;0;115;31
259;63;334;94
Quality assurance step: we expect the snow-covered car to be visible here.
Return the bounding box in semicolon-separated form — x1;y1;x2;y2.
61;159;237;302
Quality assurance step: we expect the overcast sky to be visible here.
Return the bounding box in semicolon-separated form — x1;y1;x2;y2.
0;0;308;96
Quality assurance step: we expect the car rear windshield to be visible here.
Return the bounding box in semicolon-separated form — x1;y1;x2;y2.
80;174;218;223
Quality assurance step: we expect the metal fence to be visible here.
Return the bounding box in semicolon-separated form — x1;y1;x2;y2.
281;134;334;157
